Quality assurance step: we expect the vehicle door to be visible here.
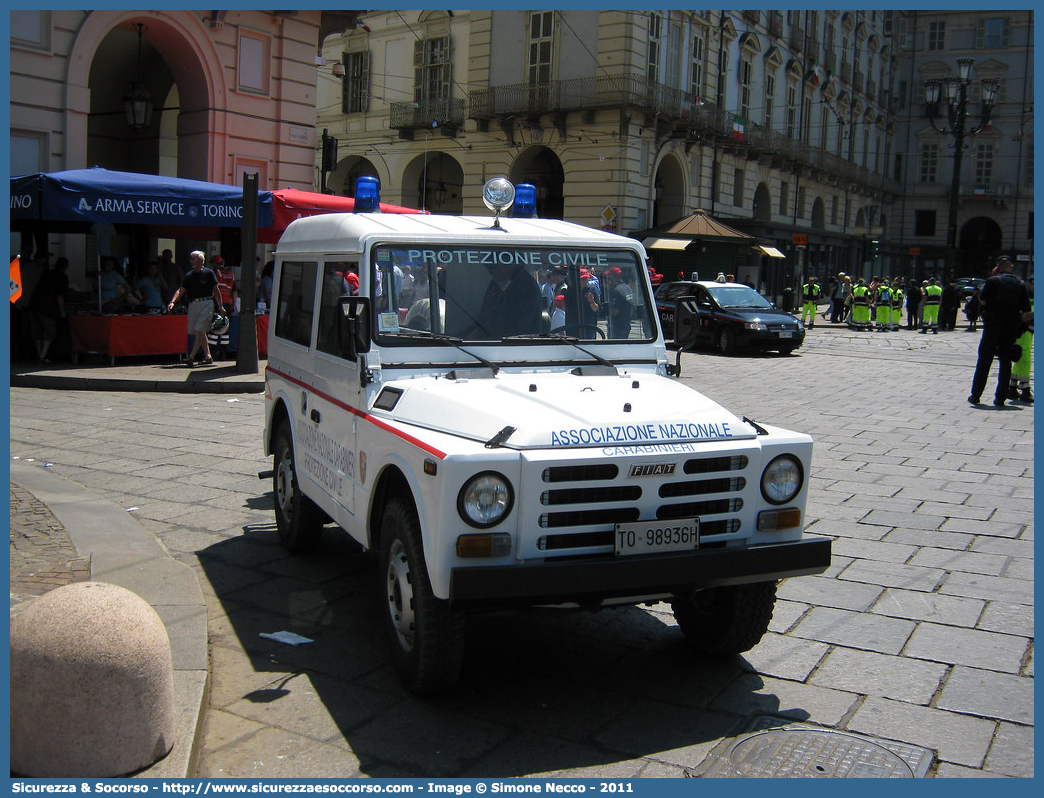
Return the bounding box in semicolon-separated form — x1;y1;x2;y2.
304;259;361;524
694;286;717;345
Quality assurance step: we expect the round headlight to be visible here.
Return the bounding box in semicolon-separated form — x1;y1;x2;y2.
458;471;514;528
761;455;803;505
482;178;515;214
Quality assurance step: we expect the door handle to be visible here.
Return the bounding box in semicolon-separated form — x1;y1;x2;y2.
310;409;321;423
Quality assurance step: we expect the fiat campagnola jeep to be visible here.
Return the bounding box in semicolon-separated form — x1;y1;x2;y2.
263;178;830;693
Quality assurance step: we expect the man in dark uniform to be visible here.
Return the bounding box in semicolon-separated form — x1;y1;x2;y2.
968;255;1032;407
473;261;541;339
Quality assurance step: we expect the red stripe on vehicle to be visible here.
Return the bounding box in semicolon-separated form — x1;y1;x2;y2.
266;365;447;460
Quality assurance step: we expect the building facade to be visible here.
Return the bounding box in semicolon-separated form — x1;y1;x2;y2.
8;9;358;280
9;10;1032;290
891;10;1034;280
316;10;914;293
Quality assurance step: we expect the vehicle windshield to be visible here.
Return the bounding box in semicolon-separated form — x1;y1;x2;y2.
706;284;774;309
369;244;655;344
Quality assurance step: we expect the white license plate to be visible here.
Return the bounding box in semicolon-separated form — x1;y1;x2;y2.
779;331;794;338
614;520;700;556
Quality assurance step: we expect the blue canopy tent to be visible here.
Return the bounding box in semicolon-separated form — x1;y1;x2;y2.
10;166;273;235
10;167;275;317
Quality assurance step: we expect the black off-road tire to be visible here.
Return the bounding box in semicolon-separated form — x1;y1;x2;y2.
718;328;738;357
379;496;465;694
272;419;326;553
671;581;777;656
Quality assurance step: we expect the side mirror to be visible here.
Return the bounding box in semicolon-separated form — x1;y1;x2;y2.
674;296;700;349
338;295;371;359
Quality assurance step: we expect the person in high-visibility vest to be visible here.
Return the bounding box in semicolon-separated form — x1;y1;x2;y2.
1009;283;1034;403
890;279;904;331
850;278;871;330
800;277;821;328
921;278;943;333
874;277;893;331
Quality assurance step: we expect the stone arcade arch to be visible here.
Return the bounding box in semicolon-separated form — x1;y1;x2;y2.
958;216;1004;277
652;153;687;227
509;146;566;220
73;12;225;181
402;152;465;214
331;156;382;198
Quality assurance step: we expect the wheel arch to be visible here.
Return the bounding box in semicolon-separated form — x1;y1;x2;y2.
266;397;293;455
368;463;417;554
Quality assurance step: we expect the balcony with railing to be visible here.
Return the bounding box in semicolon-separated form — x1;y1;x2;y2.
389;97;465;137
467;72;900;198
470;74;700;122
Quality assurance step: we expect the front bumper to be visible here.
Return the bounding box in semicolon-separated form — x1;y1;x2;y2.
741;330;805;350
449;535;830;610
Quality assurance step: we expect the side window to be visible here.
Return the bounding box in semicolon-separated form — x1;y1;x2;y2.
317;261;357;357
274;260;317;348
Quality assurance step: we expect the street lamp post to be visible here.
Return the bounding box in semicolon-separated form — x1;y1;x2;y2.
923;58;997;282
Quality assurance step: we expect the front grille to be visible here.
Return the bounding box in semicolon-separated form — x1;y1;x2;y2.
532;452;749;551
542;485;642;506
542;464;618;482
539;506;641;528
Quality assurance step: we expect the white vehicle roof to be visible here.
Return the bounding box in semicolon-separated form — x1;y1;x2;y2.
276;212;646;255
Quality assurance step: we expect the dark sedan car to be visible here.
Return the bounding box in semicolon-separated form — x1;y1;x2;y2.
956;277;985;299
655;280;805;356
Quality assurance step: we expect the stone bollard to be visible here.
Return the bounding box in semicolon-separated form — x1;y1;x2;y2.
10;581;176;777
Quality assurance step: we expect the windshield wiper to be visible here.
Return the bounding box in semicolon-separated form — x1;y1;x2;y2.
500;333;618;372
382;330;461;343
384;330;501;373
500;333;558;341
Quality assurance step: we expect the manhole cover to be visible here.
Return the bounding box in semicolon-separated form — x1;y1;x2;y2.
694;718;933;778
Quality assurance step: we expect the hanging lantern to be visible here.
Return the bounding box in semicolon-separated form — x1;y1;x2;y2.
122;23;153;132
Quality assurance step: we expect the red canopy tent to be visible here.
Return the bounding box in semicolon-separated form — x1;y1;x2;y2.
261;188;426;243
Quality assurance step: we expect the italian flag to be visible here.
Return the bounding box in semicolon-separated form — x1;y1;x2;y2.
732;114;745;141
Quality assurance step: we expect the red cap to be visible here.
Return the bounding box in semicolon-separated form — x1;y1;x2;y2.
608;266;623;277
212;255;224;265
554;294;565;308
579;269;590;279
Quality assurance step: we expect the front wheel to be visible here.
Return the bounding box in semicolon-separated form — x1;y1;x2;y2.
379;496;465;694
272;419;325;553
671;581;777;656
718;328;738;357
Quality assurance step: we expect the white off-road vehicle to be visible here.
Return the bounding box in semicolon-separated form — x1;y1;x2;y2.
263;179;830;693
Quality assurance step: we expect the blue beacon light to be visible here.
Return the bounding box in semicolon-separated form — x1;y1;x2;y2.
354;176;381;212
511;183;538;218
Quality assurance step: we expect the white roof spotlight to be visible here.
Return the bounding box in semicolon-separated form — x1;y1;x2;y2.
481;177;515;229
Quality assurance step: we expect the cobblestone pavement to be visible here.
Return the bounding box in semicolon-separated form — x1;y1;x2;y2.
8;323;1034;778
10;481;91;614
